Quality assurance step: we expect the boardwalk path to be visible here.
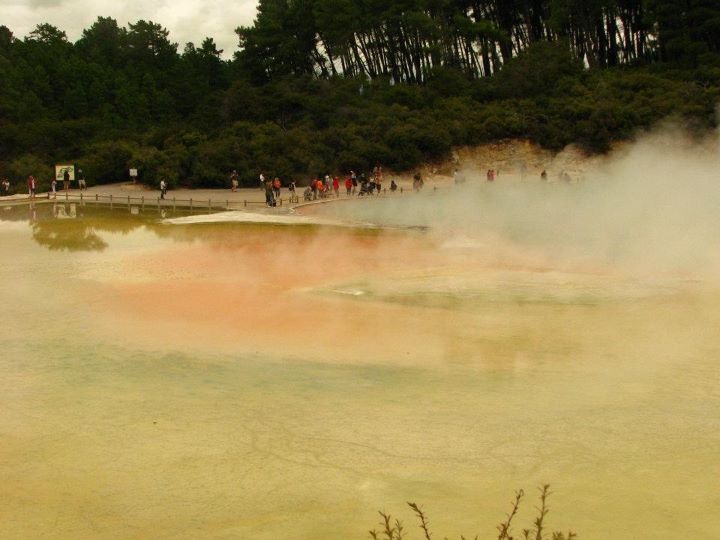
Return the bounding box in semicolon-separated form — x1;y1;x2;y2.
1;179;440;211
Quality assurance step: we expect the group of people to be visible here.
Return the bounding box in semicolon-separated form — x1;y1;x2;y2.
304;169;397;201
253;166;402;206
263;175;290;207
9;169;89;199
455;166;574;184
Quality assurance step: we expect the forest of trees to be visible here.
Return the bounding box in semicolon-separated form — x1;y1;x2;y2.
1;0;719;190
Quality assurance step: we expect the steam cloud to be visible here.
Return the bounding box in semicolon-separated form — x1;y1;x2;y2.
324;124;720;279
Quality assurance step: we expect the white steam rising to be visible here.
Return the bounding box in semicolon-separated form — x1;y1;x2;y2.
323;126;720;278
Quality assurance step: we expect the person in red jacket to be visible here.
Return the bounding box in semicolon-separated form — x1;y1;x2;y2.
345;177;352;196
273;177;281;201
311;178;319;200
332;176;340;197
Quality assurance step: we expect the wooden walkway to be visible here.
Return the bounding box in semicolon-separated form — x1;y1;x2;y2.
10;191;297;211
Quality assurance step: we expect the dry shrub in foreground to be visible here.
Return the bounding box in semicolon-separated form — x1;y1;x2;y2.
369;484;576;540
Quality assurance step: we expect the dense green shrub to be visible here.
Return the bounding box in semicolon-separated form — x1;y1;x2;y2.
7;154;53;190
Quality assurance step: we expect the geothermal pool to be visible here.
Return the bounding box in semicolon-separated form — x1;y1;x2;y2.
1;200;719;539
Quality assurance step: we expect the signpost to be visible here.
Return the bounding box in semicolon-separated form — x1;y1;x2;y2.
55;164;75;191
129;168;138;183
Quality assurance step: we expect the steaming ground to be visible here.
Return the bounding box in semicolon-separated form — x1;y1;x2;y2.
309;128;720;280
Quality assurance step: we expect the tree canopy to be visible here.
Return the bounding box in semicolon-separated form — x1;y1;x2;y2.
0;0;719;191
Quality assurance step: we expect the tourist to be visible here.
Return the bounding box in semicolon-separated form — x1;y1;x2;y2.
390;180;398;192
332;176;340;197
303;186;312;201
273;177;281;201
160;178;167;199
265;176;275;207
63;169;70;191
51;178;57;198
259;171;265;190
541;170;548;182
359;178;371;196
1;178;10;195
412;173;423;191
288;180;297;202
311;178;319;200
345;176;352;196
230;170;239;192
78;169;87;190
351;171;358;194
27;175;36;198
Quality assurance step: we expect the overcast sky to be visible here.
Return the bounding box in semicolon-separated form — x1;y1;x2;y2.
0;0;259;57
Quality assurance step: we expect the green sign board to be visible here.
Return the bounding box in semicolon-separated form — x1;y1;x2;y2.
55;164;75;181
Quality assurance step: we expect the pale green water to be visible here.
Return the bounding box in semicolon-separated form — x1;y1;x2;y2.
1;202;719;539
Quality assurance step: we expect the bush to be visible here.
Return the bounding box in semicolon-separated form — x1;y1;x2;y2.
80;140;135;184
369;485;576;540
7;153;53;191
